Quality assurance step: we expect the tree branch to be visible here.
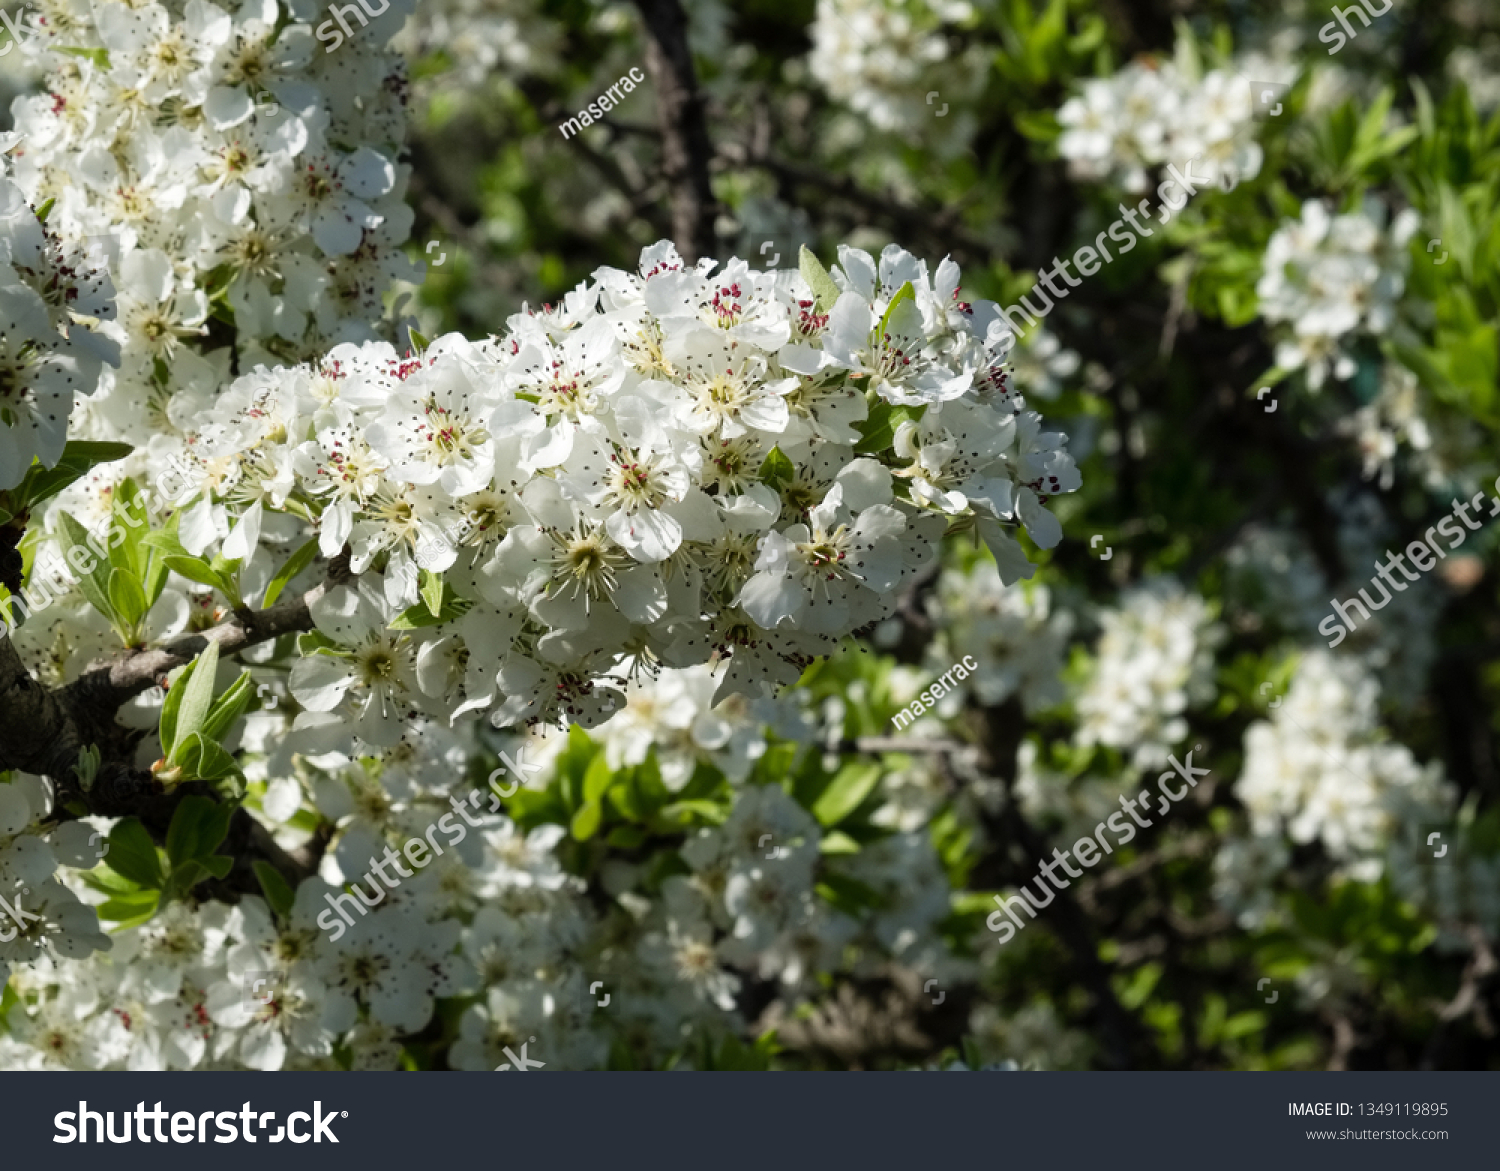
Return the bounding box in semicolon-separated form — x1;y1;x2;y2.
631;0;719;262
1;556;349;794
0;633;86;780
62;569;342;720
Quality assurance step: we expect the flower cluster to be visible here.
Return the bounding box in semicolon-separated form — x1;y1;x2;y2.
1056;53;1265;193
0;774;112;972
5;0;417;450
1233;652;1451;877
138;241;1078;751
926;559;1072;717
592;662;805;788
1073;578;1222;769
389;0;563;96
0;161;119;488
808;0;986;150
1256;197;1419;389
0;745;967;1068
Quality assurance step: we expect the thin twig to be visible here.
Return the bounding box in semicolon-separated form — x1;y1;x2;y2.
840;737;971;755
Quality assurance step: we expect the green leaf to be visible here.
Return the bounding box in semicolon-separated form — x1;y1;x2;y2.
583;751;614;806
421;569;445;619
199;855;233;879
104;818;164;890
262;538;319;608
165;795;233;866
389;592;472;629
571;800;603;841
96;893;161;928
854;401;925;456
111;478;150;579
141;541;169;612
877;280;917;340
253;861;296;918
816;872;885;914
757;446;796;491
141;522;189;559
159;665;191;759
201;671;253;743
656;799;728;827
56;512;116;623
163;554;228;593
811;760;883;827
606;825;646;850
56;45;109;68
107;566;148;632
170;731;242;783
164;860;206;898
11;441;133;513
798;245;842;313
170;641;220;754
206;553;245;608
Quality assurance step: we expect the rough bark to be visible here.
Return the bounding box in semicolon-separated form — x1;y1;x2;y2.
632;0;719;263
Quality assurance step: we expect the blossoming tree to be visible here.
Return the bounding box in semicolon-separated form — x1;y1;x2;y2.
0;0;1496;1072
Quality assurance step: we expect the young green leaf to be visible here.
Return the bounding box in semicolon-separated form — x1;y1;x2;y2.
798;245;843;314
169;730;242;783
141;518;189;559
571;799;603;841
252;861;296;918
854;401;925;455
877;280;918;341
811;760;883;827
111;477;150;579
165;794;234;866
107;566;148;632
56;512;116;623
95;892;161;929
389;593;472;629
163;553;230;594
10;441;133;513
262;537;319;609
757;446;796;490
421;569;445;619
201;671;253;743
583;751;615;806
104;818;164;890
171;641;221;753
